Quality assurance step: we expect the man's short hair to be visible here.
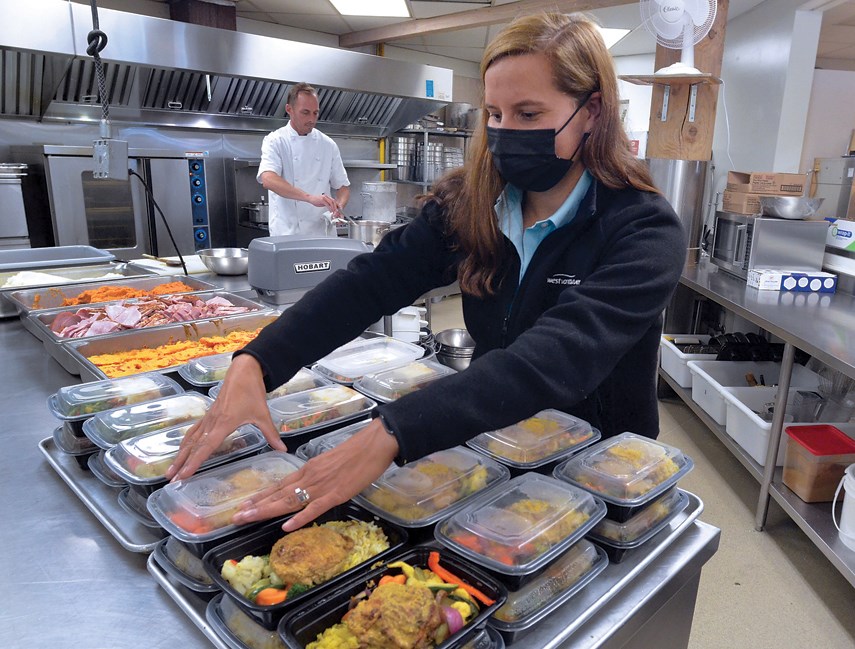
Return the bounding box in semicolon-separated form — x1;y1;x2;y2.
287;82;318;108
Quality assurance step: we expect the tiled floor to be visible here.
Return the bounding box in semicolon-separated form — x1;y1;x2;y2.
429;295;855;649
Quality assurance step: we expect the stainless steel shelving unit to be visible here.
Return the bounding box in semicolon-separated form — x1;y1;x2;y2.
387;128;471;189
669;260;855;587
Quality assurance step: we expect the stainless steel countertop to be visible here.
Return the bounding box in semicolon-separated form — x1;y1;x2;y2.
681;261;855;377
1;271;719;648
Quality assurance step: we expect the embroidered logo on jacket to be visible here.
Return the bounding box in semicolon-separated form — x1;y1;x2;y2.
546;273;581;286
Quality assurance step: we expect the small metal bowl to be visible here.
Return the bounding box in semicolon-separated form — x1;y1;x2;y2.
197;248;249;275
759;196;824;220
435;328;476;353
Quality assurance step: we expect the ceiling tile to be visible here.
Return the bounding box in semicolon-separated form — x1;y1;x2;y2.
263;12;352;34
245;0;338;14
423;26;488;47
409;1;489;20
339;15;411;30
417;45;485;62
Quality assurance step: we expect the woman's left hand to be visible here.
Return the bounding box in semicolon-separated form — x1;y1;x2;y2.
231;417;399;531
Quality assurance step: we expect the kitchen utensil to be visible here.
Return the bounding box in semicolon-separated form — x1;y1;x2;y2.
346;218;402;247
197;248;249;275
241;201;269;224
142;254;183;267
435;328;475;371
759;196;824;220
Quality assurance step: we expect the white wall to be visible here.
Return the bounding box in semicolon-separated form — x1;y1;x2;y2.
614;54;654;158
800;69;855;170
711;0;821;195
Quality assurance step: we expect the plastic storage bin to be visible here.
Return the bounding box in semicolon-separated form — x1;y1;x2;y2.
267;384;375;438
313;336;424;384
146;451;303;544
783;424;855;502
722;387;805;466
83;392;213;449
435;473;606;588
553;432;693;522
659;335;718;388
47;373;183;421
356;446;510;528
466;410;600;473
686;360;821;425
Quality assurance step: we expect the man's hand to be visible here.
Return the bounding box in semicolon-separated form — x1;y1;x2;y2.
306;193;339;212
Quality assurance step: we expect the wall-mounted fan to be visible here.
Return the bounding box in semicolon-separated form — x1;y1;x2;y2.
640;0;717;75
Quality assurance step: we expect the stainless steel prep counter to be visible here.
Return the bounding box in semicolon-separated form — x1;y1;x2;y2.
1;272;719;648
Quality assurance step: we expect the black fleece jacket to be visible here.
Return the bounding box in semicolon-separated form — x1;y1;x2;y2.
238;179;686;464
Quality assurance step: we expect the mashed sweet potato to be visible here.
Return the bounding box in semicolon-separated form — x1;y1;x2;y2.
61;281;196;306
87;328;260;378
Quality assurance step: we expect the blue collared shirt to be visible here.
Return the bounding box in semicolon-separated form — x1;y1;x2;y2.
496;170;593;283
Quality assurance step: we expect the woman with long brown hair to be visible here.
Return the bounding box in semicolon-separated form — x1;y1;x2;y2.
168;13;686;532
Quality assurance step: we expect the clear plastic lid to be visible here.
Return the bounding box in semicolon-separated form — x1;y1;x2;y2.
467;410;601;469
352;358;456;403
587;488;689;547
176;352;234;387
163;536;213;586
268;385;376;437
356;446;510;527
82;392;213;449
314;337;424;384
88;450;127;488
435;473;606;575
295;420;370;461
47;373;183;420
207;592;285;649
104;422;267;486
52;424;98;456
209;367;331;401
552;432;694;506
491;539;607;626
146;451;303;543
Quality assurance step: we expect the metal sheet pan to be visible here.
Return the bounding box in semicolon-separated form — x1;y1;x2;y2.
0;261;155;318
147;492;704;649
63;311;279;381
27;292;272;375
38;436;166;553
4;272;218;319
0;245;114;272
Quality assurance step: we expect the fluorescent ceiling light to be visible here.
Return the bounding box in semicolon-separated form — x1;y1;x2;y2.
330;0;410;17
596;26;631;49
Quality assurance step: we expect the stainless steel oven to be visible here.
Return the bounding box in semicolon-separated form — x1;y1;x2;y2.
710;211;829;279
42;146;213;259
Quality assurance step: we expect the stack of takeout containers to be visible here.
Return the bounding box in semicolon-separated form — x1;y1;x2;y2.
553;432;694;563
208;366;331;401
147;451;303;593
312;335;425;384
266;384;376;451
278;546;507;649
176;351;234;390
434;473;608;643
355;446;510;542
466;410;601;477
295;419;371;462
352;357;456;402
202;503;407;638
47;373;183;470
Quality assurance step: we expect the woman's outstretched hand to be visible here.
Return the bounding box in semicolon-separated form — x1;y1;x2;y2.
231;417;399;531
166;354;285;482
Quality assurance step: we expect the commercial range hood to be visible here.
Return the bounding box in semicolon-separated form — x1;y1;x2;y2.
0;0;453;136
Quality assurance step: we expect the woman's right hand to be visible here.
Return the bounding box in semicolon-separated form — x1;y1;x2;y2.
166;354;285;482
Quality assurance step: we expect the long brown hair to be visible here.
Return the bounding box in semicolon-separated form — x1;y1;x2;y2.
430;13;659;297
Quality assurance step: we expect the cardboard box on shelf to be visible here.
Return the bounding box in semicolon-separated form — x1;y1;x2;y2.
747;268;837;293
726;171;805;195
826;218;855;251
722;191;767;214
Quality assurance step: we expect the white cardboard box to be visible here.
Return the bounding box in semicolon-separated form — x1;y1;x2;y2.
747;268;837;293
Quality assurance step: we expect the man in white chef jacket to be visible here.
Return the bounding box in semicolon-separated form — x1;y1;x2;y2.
257;82;350;237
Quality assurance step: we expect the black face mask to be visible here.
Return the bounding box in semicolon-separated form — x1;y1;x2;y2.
487;93;593;192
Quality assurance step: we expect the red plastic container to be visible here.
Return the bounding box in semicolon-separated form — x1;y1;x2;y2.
783;425;855;502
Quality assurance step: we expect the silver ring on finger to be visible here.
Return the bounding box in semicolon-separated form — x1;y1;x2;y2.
294;486;310;507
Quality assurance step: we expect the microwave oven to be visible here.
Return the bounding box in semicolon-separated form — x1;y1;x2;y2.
710;212;829;279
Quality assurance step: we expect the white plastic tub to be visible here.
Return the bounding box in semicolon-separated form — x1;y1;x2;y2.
659;335;717;388
686;361;821;426
722;387;800;466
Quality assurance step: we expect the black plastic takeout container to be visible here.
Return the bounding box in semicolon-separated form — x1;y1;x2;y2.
278;545;508;649
202;502;408;630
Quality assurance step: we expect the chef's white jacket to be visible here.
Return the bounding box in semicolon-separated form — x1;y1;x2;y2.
257;122;350;237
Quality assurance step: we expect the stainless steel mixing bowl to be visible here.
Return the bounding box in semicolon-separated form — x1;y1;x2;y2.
759;196;824;220
197;248;249;275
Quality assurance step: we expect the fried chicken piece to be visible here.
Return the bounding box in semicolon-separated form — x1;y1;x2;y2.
269;526;354;586
345;582;442;649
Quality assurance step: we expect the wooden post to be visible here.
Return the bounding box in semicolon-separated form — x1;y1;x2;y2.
646;0;729;161
169;0;236;31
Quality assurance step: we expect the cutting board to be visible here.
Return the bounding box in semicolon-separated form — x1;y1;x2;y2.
128;255;210;275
